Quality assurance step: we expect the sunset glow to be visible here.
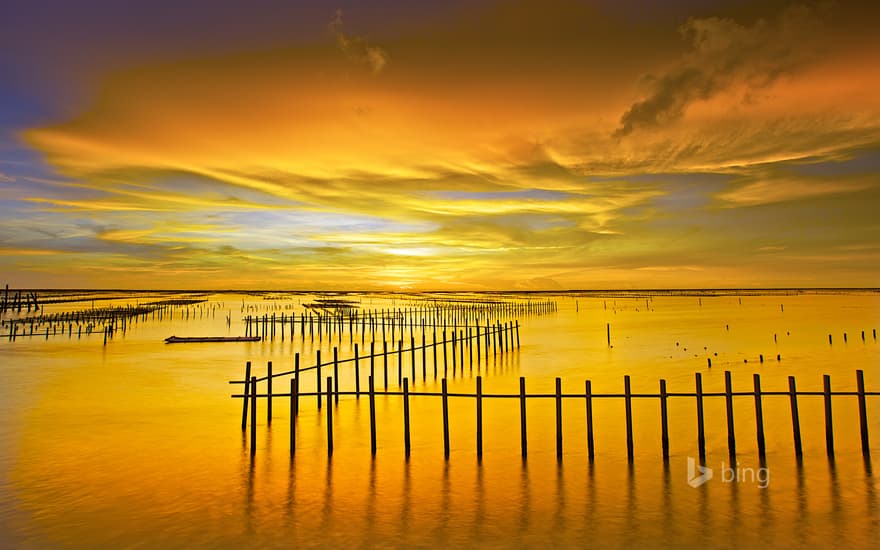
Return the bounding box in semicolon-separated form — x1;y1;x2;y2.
2;1;879;289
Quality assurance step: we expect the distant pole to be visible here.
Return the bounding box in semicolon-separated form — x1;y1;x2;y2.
607;323;611;347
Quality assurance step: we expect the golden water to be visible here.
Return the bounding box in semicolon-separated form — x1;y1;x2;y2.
1;292;878;548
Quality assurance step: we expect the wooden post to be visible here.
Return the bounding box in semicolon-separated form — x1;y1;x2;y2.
789;376;802;458
555;377;563;461
660;379;669;460
476;376;483;458
294;353;300;416
607;323;611;347
326;377;334;456
515;320;520;348
725;370;736;459
695;372;705;460
267;361;273;424
433;332;438;377
754;373;766;459
403;378;411;457
857;369;871;457
586;380;594;461
250;375;257;456
519;377;528;458
369;376;377;455
241;361;251;430
624;375;633;462
422;333;427;380
442;378;450;459
332;347;339;404
354;343;360;397
823;374;834;458
290;378;297;456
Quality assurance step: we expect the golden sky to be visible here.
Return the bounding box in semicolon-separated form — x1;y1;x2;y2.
2;0;879;289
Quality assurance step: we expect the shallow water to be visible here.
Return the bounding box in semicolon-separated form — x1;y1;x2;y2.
1;291;878;548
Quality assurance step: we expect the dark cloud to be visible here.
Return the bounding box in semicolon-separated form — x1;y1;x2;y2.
615;4;824;137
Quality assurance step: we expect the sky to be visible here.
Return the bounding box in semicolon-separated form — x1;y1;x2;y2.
1;0;879;290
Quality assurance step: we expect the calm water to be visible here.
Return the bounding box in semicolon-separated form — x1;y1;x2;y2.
1;291;878;548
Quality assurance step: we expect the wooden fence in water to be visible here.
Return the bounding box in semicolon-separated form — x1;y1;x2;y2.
231;322;876;463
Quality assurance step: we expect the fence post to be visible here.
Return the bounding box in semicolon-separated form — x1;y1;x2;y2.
586;380;594;462
290;378;296;456
696;372;705;460
624;375;633;462
823;374;834;458
403;378;411;457
519;377;528;458
250;376;257;456
857;369;871;457
725;370;736;460
476;376;483;459
241;361;251;430
294;353;300;416
515;320;520;348
398;339;403;386
442;378;450;459
411;337;416;381
789;376;802;458
333;347;339;405
369;376;377;455
660;379;669;460
754;373;766;460
556;377;563;461
326;377;334;456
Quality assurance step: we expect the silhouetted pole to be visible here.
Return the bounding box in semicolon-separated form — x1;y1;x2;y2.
789;376;802;459
250;376;257;456
725;370;736;460
555;377;563;461
403;378;411;457
519;377;528;458
442;378;450;459
695;372;706;460
585;380;594;462
476;376;483;458
624;375;633;462
241;361;251;430
754;373;766;460
823;374;834;458
369;376;377;455
857;369;870;457
660;379;669;460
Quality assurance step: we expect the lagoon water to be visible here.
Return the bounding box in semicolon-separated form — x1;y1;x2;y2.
1;291;878;548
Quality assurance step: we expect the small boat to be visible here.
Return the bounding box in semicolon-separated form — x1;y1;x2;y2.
164;336;261;344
